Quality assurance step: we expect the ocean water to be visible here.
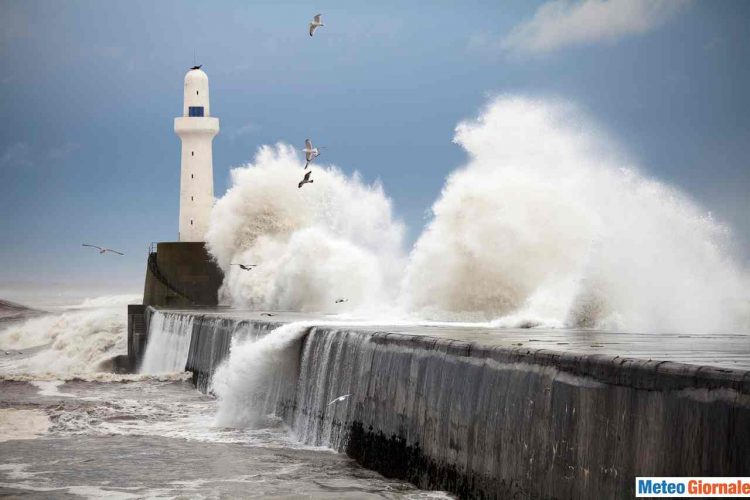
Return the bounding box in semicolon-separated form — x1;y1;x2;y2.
0;297;450;499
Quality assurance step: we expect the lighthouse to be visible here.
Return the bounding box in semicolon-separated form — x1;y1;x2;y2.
133;66;224;325
174;67;219;242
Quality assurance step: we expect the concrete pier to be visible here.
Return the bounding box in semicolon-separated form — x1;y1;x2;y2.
136;309;750;499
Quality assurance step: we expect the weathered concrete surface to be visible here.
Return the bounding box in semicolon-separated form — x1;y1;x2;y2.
127;304;147;370
296;329;750;499
143;309;750;499
142;242;223;307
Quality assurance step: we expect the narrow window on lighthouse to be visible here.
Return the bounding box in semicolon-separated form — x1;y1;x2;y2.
191;151;194;156
190;219;193;225
196;91;199;95
191;196;194;201
191;174;194;179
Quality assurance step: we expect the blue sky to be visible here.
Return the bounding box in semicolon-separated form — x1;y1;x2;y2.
1;0;749;294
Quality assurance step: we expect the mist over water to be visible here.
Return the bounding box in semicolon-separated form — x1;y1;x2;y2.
207;96;750;333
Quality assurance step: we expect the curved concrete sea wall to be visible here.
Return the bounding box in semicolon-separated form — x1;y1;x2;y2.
143;310;750;499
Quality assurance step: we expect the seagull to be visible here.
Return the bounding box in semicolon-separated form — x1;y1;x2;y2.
191;65;202;70
309;14;324;37
82;244;124;256
327;394;351;406
298;170;313;189
302;139;325;168
231;264;257;271
260;313;276;317
335;298;348;303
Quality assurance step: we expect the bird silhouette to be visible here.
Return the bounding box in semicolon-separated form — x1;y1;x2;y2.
82;244;124;255
298;170;314;188
231;264;257;271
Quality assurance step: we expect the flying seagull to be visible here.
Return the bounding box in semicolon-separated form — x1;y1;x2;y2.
231;264;257;271
309;14;324;37
327;394;351;406
298;170;313;189
302;139;324;168
191;65;202;70
82;244;124;256
260;313;276;317
335;298;348;303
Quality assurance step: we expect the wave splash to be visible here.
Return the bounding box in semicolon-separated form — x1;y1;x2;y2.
402;97;750;332
211;322;309;428
206;97;750;333
0;294;141;379
205;144;405;314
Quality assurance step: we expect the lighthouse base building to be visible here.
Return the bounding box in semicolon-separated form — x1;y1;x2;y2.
124;67;224;371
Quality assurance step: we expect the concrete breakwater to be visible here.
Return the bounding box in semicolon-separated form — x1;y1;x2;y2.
139;309;750;499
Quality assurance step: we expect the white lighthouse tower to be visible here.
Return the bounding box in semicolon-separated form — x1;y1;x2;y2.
174;67;219;242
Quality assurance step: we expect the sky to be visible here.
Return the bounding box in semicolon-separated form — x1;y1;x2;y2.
1;0;749;296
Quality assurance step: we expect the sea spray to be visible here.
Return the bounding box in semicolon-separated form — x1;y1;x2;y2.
205;144;405;313
205;97;750;333
402;96;750;332
211;322;310;428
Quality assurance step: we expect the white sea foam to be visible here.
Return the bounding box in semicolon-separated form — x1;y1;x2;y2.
0;409;50;442
0;294;140;379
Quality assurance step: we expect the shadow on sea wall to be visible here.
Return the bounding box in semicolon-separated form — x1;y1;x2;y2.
139;310;750;499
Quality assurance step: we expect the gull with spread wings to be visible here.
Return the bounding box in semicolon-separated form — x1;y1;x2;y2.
82;244;124;256
309;14;324;37
302;138;324;169
327;394;351;406
231;264;257;271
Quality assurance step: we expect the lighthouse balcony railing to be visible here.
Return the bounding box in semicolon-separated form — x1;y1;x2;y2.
174;116;219;135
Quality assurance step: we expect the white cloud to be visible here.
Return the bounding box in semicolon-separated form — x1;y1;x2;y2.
500;0;690;56
229;123;261;141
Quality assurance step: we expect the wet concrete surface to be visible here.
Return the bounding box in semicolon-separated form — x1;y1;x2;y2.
158;308;750;370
